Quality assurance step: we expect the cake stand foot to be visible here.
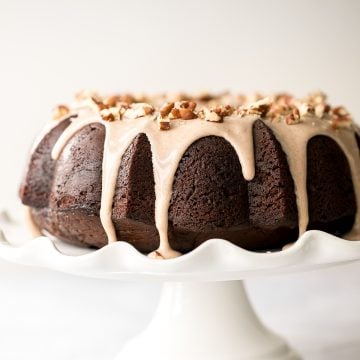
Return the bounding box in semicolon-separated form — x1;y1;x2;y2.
115;281;301;360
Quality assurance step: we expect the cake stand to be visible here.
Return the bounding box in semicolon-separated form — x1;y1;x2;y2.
1;211;360;360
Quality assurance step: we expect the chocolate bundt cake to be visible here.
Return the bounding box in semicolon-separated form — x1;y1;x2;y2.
19;91;360;258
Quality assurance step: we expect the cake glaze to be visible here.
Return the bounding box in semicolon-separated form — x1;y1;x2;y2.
20;92;360;258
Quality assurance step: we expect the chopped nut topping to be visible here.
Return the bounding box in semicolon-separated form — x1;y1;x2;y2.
167;92;191;102
174;101;198;119
195;92;214;102
125;103;155;119
198;105;235;122
285;108;301;125
297;102;315;118
179;108;197;120
100;107;121;122
330;116;352;129
159;122;170;130
75;90;101;102
119;93;136;104
249;98;272;115
52;105;70;120
203;108;222;122
163;101;198;120
158;118;170;130
91;97;108;111
307;91;327;105
274;93;293;106
132;92;149;103
332;106;349;118
239;97;272;117
169;108;180;119
219;105;235;117
330;106;352;129
160;102;175;118
246;92;265;104
103;95;122;107
266;92;336;125
201;105;234;122
314;103;330;118
179;101;197;111
158;102;175;130
60;90;354;130
143;105;155;115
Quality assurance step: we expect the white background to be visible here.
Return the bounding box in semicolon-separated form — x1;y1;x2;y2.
0;0;360;359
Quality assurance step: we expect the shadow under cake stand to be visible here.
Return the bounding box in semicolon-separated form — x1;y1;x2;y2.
0;221;360;360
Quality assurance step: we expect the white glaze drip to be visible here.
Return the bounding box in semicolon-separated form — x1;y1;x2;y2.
51;110;100;160
147;114;258;258
100;117;157;244
267;117;360;237
51;109;258;258
30;112;77;155
47;106;360;258
331;131;360;240
266;120;309;234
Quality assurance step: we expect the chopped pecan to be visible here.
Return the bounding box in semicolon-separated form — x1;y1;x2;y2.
202;105;234;122
330;106;352;129
179;108;197;120
308;91;327;105
240;97;272;117
315;103;331;118
285;107;301;125
160;102;175;118
125;103;154;119
100;107;121;121
158;118;170;130
169;108;180;119
298;102;315;118
91;97;108;110
52;105;70;120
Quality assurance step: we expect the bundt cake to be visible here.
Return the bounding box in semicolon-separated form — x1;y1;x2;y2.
19;91;360;258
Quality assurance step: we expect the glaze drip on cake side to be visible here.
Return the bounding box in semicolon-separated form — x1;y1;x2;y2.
27;92;360;258
51;108;258;258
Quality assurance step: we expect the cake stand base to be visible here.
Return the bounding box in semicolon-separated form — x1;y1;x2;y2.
2;224;359;360
116;281;300;360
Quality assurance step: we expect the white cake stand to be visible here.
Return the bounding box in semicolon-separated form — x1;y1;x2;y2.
1;212;360;360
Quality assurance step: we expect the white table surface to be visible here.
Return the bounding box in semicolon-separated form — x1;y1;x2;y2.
0;258;359;360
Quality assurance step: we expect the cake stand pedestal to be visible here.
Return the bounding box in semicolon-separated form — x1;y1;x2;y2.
1;218;360;360
118;280;298;360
